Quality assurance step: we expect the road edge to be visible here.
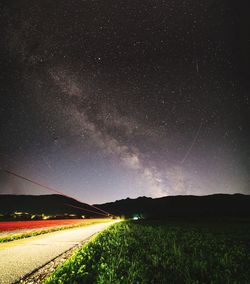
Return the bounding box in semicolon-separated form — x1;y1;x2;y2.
17;232;95;284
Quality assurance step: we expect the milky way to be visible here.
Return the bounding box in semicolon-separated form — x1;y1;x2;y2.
0;1;249;203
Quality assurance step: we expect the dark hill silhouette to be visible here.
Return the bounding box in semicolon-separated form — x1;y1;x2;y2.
94;194;250;219
0;194;105;218
1;193;250;220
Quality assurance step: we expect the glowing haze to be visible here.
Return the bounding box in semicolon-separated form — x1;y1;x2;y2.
0;1;249;204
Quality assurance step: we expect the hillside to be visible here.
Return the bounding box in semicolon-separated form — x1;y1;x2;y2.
0;194;104;218
95;194;250;219
1;193;250;220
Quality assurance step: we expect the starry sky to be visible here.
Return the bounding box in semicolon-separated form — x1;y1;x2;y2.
0;0;249;204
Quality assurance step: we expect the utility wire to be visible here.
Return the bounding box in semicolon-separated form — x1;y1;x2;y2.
4;169;112;217
63;203;108;217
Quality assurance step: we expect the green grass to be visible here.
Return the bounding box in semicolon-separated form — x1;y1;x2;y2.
0;219;113;243
44;220;250;284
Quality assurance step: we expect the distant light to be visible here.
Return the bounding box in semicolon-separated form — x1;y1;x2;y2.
42;215;50;220
14;212;29;215
133;216;139;220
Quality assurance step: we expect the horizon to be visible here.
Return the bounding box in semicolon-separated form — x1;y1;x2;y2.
0;191;248;206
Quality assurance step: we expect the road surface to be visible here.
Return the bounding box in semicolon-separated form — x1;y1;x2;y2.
0;221;116;284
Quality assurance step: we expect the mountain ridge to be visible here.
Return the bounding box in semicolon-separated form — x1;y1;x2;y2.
0;194;105;218
0;193;249;219
94;193;250;219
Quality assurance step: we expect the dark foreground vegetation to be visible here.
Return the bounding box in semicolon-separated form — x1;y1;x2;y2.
44;220;250;284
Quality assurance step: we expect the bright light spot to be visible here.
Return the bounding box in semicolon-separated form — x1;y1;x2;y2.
133;216;139;220
42;215;50;220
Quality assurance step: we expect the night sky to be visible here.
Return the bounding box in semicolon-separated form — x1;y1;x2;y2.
0;1;249;204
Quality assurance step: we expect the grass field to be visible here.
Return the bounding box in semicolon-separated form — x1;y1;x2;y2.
44;220;250;284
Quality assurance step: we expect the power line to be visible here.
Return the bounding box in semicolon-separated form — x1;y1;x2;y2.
63;203;108;217
3;169;112;217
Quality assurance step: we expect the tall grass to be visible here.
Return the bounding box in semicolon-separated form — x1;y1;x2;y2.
44;221;250;284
